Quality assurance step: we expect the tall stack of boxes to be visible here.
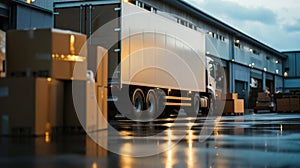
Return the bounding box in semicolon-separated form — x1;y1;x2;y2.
0;28;106;136
254;92;274;113
223;93;244;115
88;46;108;130
276;90;300;112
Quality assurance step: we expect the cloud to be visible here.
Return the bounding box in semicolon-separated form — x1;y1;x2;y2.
284;19;300;33
183;0;300;50
191;0;278;25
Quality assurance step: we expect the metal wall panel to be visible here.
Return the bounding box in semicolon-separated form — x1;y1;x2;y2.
285;78;300;89
234;64;250;82
206;36;230;60
285;53;296;77
250;69;263;79
296;53;300;76
16;5;52;29
275;75;283;92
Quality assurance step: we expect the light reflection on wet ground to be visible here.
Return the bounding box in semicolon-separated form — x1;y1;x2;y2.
1;113;300;168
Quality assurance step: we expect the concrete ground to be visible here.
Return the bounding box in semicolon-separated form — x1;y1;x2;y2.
1;112;300;168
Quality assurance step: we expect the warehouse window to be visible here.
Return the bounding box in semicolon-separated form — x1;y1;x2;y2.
252;49;260;55
130;1;157;14
128;0;137;5
176;17;198;31
151;7;157;14
234;41;240;48
193;25;197;30
144;3;151;12
208;31;226;42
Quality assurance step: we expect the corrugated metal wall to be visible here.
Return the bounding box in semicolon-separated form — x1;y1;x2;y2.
16;5;52;29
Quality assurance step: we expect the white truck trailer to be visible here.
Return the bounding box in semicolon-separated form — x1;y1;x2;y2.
54;1;223;121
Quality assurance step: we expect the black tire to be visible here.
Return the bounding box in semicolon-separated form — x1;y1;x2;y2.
203;94;215;115
132;89;144;120
155;89;167;118
186;93;200;117
146;89;166;120
108;110;117;120
209;97;216;115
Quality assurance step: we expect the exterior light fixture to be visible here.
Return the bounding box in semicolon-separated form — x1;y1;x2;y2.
264;68;267;72
276;69;279;74
235;39;240;43
284;72;288;77
275;60;279;64
26;0;35;3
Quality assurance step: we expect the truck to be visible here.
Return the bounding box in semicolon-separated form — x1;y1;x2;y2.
54;1;224;121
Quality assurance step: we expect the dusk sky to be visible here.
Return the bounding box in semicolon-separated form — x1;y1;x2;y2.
184;0;300;51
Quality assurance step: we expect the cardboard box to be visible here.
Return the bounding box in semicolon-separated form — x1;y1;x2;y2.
276;98;289;112
86;132;107;158
0;77;63;135
97;87;108;130
256;102;271;107
290;98;300;111
257;92;271;102
6;29;87;80
63;81;82;128
85;82;98;132
225;93;238;100
88;46;108;87
224;99;244;113
64;81;108;132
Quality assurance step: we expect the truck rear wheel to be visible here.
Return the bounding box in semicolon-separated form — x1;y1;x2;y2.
132;89;144;120
187;93;200;117
146;89;166;120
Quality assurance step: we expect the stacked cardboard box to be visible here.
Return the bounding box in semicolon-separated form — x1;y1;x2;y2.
223;93;244;115
6;29;87;80
0;28;97;136
0;78;63;135
276;91;300;112
78;46;108;132
254;92;274;113
1;28;110;135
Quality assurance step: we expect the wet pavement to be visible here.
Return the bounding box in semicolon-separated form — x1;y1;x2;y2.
1;112;300;168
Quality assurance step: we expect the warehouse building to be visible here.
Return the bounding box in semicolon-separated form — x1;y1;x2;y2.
283;51;300;91
1;0;288;109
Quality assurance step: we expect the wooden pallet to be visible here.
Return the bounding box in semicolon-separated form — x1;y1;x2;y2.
277;110;300;113
253;106;274;113
223;112;244;116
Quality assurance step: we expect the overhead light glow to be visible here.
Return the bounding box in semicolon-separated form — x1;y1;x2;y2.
26;0;35;3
